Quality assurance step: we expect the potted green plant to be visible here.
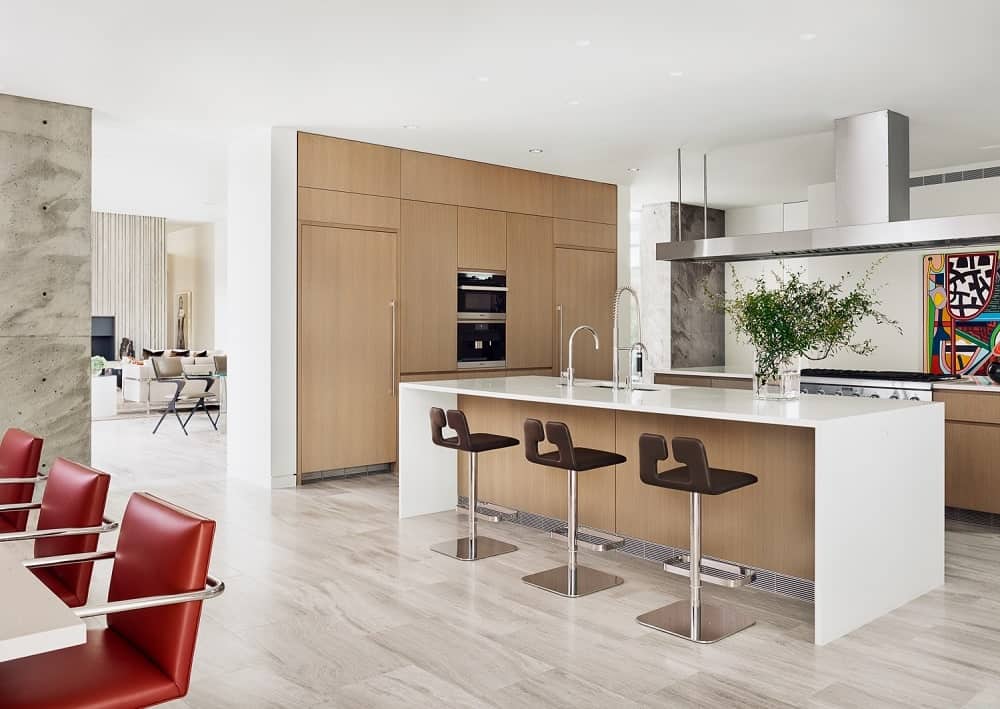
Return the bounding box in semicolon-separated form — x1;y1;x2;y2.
90;355;107;377
713;262;899;400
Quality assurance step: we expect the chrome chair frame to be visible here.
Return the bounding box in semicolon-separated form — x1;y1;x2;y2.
22;551;225;617
0;502;119;542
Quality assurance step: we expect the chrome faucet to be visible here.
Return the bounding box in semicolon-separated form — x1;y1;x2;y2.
563;325;599;387
612;287;643;390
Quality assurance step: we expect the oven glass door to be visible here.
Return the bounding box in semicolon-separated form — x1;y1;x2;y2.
457;289;506;317
457;321;506;368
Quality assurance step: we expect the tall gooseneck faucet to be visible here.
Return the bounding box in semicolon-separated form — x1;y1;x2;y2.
612;287;643;390
563;325;599;387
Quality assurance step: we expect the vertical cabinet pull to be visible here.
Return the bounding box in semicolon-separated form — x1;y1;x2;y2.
390;300;397;397
556;304;564;371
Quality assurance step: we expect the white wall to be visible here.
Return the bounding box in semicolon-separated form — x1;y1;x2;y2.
725;175;1000;372
166;223;215;350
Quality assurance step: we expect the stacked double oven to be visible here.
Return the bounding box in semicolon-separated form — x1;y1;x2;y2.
457;272;506;369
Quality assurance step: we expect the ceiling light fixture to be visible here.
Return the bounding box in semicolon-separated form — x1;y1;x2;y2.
799;32;817;40
476;76;490;82
669;71;684;77
402;124;420;130
568;99;581;106
575;39;591;47
627;167;640;173
528;148;544;154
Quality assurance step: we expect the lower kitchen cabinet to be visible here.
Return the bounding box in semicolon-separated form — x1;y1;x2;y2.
935;389;1000;513
298;225;398;475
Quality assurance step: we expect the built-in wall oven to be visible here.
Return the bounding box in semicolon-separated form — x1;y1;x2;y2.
457;272;506;319
457;272;506;369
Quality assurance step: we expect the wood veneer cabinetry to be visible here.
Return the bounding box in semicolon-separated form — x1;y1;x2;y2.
552;175;617;225
298;226;397;475
457;207;506;271
554;247;616;380
298;187;400;230
400;200;457;374
506;214;553;369
935;389;1000;513
297;133;400;197
553;218;616;251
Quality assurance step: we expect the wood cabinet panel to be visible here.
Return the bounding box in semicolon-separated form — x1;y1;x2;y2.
552;176;617;225
943;421;1000;512
712;377;752;390
654;374;712;387
506;214;553;369
298;187;400;230
456;396;617;530
401;150;553;216
400;201;457;373
297;133;400;197
457;207;506;270
298;226;397;474
553;218;616;250
615;411;815;579
934;390;1000;425
553;248;616;380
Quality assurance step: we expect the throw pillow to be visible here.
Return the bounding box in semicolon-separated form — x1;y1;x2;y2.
193;349;208;357
142;348;165;359
170;349;190;357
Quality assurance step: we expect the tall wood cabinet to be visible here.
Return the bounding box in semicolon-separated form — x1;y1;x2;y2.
506;214;554;369
554;248;617;380
298;225;398;474
400;201;457;374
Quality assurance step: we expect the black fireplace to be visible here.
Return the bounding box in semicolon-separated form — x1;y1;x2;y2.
91;316;116;361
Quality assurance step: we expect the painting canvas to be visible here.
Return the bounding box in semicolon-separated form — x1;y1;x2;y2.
924;251;1000;375
175;291;192;350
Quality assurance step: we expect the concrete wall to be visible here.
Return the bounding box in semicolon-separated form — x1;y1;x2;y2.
166;222;215;350
0;94;91;469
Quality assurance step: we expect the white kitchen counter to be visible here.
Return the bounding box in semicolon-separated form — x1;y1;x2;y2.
653;365;751;379
933;377;1000;393
398;375;945;646
400;375;939;428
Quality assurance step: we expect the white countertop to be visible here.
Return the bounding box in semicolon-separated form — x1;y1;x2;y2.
933;376;1000;393
654;366;751;379
400;375;940;429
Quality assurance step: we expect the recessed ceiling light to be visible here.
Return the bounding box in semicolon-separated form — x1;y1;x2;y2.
669;71;684;77
575;39;591;47
627;167;641;173
568;99;581;106
799;32;817;40
980;143;1000;150
528;148;544;154
402;124;419;130
476;76;490;83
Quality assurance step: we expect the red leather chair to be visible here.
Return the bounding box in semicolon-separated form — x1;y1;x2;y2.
0;427;44;533
0;457;115;606
0;492;224;708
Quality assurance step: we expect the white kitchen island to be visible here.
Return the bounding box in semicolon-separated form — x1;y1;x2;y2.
398;375;945;645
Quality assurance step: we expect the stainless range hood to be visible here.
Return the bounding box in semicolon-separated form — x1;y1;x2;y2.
657;110;1000;262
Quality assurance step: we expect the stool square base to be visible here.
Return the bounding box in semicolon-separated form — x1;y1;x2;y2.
637;601;755;643
522;564;624;598
430;536;518;561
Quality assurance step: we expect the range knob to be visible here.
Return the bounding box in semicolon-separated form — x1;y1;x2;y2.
834;390;843;396
890;393;900;400
909;396;920;401
869;393;880;398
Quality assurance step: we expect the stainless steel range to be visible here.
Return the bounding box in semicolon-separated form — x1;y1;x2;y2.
799;369;959;402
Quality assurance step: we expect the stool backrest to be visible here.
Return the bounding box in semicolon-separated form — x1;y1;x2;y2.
34;458;111;605
0;428;44;532
107;493;216;695
444;410;473;449
671;437;713;492
523;418;547;464
430;407;458;449
524;419;580;470
638;433;669;486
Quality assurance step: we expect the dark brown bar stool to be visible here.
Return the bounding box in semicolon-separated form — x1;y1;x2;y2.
636;433;758;643
521;418;626;597
429;407;519;561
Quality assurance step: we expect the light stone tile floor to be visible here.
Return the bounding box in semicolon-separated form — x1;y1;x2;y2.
81;416;1000;708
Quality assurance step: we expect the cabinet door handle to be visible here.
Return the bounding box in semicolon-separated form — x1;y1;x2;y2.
556;304;564;371
389;300;397;397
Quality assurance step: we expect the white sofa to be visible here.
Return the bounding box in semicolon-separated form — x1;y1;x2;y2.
123;353;226;412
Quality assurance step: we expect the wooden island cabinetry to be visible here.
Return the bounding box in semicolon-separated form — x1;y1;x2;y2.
296;131;618;478
934;388;1000;513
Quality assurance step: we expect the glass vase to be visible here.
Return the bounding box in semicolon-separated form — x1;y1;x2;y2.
752;355;801;400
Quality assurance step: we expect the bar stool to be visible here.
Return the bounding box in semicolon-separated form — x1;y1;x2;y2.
429;407;519;561
636;433;758;643
521;418;626;597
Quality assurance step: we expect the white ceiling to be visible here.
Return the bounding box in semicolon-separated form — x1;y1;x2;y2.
3;0;999;209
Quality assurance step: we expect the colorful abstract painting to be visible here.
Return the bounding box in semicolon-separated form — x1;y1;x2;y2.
924;251;1000;375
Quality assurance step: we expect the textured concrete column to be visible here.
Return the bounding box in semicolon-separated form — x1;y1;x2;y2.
0;94;92;469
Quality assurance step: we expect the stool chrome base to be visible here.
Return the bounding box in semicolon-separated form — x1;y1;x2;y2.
431;536;518;561
522;564;624;598
637;601;755;644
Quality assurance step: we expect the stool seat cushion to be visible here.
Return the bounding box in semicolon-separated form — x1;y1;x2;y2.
532;447;627;472
439;432;520;453
648;466;758;495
